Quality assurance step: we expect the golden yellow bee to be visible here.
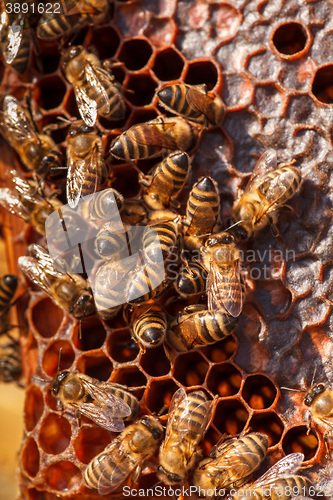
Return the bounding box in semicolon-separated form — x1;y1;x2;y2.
51;370;140;431
182;176;220;250
232;453;313;500
0;171;62;235
158;388;215;484
131;302;167;350
175;260;207;298
157;83;224;126
192;432;269;495
110;116;200;160
18;244;95;319
121;199;148;226
231;149;302;240
0;339;22;385
37;0;109;40
201;232;245;317
139;151;190;210
66;122;106;208
89;188;124;222
84;415;164;494
62;45;125;127
168;304;238;352
1;96;63;178
304;383;333;446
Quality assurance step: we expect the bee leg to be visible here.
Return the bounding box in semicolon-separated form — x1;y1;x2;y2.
281;204;300;219
305;413;312;435
131;465;142;486
269;220;287;248
75;410;82;428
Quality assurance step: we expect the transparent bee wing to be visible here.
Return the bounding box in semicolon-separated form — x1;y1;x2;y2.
0;188;30;221
74;85;98;127
244;150;277;193
2;95;37;142
18;256;54;293
97;440;136;494
66;158;85;209
27;244;66;279
0;11;24;64
187;86;217;123
85;62;110;114
251;453;304;488
133;121;179;150
207;261;244;317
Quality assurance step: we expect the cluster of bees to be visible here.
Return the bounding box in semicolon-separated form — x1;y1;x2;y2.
0;0;331;498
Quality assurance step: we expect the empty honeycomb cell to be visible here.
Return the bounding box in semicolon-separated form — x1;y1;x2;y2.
112;364;147;389
127;108;159;127
248;412;284;448
24;385;44;432
90;26;121;60
254;84;284;117
254;280;292;317
109;164;140;197
203;426;221;456
38;45;61;75
39;413;71;455
72;318;106;351
118;38;153;70
31;298;63;338
201;337;237;363
271;22;310;57
21;437;40;477
34;76;67;110
152;48;184;81
73;426;111;464
45;461;81;491
76;352;113;381
282;426;319;460
124;72;158;106
140;345;171;377
26;488;61;500
145;379;179;413
311;64;333;104
206;363;242;397
108;328;139;362
173;351;209;386
242;374;277;409
42;340;75;377
184;60;218;89
287;94;318;124
213;399;249;435
63;88;80;120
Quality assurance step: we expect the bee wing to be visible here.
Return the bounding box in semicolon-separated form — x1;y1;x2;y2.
67;147;100;209
97;439;138;495
134;121;179;150
185;206;217;236
85;62;110;114
0;12;24;64
0;188;30;221
206;441;263;476
2;95;38;142
186;86;217;123
148;170;174;200
18;256;55;293
251;453;304;488
207;260;244;317
74;85;98;127
244;150;277;193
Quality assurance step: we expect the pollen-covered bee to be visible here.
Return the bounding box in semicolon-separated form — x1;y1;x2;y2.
192;432;269;496
37;0;109;40
51;370;140;431
1;96;63;178
232;453;313;500
66;122;106;208
139;151;190;210
182;176;220;250
84;415;164;494
175;260;207;298
168;304;238;352
62;46;125;127
0;171;62;235
131;302;167;350
158;388;215;485
231;149;302;241
0;338;22;384
157;83;224;126
201;232;245;317
110;116;200;161
18;244;95;319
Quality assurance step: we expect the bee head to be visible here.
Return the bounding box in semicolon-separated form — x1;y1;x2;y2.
51;371;70;396
304;383;326;406
64;46;82;63
140;416;164;440
157;466;182;484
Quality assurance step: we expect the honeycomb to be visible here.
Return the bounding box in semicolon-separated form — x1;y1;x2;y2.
1;0;333;498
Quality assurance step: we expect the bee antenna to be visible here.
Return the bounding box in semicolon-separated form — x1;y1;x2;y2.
310;366;317;387
280;387;305;393
224;220;244;232
32;375;48;383
57;348;63;373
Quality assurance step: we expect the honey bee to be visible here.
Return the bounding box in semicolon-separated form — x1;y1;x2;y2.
303;383;333;443
1;95;63;178
0;0;35;73
18;244;95;319
51;370;140;430
0;171;62;235
66;122;106;208
157;83;224;126
183;176;220;250
142;216;181;265
232;453;313;500
131;302;167;350
201;232;245;317
110;116;200;161
0;339;22;384
139;151;190;210
89;188;124;222
192;432;269;495
62;46;125;127
126;260;170;305
37;0;109;40
121;199;148;226
94;223;129;258
84;415;164;494
0;274;18;317
175;260;207;298
158;388;215;485
231;150;302;240
168;304;238;352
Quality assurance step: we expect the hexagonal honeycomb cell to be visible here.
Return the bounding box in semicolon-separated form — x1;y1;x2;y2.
0;0;333;498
